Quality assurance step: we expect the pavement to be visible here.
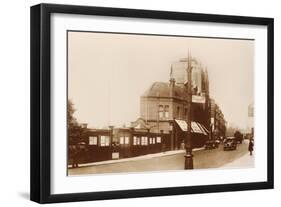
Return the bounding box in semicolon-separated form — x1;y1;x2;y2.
68;147;204;168
68;141;254;175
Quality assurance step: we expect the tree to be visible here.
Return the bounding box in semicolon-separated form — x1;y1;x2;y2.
234;130;243;143
67;99;83;145
67;99;77;127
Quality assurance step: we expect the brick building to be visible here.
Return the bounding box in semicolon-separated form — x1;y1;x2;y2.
210;99;227;139
134;58;211;149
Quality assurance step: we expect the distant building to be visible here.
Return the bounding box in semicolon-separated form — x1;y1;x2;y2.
210;99;227;138
171;58;208;95
248;103;254;135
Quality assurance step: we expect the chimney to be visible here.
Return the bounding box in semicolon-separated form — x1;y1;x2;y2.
81;123;88;128
169;65;175;97
169;77;175;97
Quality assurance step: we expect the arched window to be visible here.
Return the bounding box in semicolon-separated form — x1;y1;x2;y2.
177;106;180;119
164;105;169;118
159;105;164;119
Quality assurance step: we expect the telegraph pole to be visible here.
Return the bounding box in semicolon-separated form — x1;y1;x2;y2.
185;53;194;169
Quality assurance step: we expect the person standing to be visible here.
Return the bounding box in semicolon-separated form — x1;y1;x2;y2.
69;144;80;168
180;140;185;150
248;138;254;156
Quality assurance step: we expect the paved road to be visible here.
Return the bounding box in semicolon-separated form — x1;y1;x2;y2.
193;140;251;169
68;141;252;175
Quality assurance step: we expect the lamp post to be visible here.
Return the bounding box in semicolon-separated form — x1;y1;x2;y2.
185;53;194;169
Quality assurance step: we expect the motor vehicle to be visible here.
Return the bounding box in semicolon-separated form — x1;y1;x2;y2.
223;137;237;151
215;139;221;147
205;140;217;150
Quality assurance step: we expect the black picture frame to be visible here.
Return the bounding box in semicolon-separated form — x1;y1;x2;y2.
30;3;274;204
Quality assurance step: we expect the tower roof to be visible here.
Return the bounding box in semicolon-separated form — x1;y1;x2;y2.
142;82;187;100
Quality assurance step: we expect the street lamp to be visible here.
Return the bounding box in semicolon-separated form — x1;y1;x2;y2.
185;53;194;169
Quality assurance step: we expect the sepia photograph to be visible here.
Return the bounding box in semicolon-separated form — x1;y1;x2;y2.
30;4;273;203
67;31;255;176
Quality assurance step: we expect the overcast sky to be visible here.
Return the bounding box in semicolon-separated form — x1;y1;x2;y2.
68;31;254;129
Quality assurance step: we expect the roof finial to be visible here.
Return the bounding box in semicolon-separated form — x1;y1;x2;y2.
170;65;173;79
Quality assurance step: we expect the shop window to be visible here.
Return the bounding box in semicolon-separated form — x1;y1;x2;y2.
125;136;129;144
133;136;141;145
120;136;130;145
133;136;137;145
141;136;148;145
100;136;110;146
156;137;161;143
119;137;124;145
89;136;97;145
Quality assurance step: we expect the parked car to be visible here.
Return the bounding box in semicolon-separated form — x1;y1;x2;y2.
205;140;217;150
215;139;221;147
223;137;237;151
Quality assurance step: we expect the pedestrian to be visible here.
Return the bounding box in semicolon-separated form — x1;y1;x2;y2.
69;144;80;168
180;140;185;150
248;138;254;156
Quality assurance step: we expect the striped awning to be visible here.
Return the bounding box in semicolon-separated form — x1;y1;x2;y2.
175;119;208;135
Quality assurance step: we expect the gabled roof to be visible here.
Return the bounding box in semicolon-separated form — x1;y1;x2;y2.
131;118;150;129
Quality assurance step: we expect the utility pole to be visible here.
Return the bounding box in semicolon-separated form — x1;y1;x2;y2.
185;53;194;169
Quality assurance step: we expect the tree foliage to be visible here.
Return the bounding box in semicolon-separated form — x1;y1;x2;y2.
234;130;242;138
67;99;77;127
67;99;84;145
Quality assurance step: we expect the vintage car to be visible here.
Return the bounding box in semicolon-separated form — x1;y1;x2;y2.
223;137;237;151
215;139;221;147
205;140;217;150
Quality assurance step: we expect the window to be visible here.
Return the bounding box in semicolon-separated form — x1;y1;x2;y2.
133;136;140;145
141;136;148;145
124;136;129;144
185;108;188;119
120;136;130;145
159;105;164;119
100;136;110;146
89;136;97;145
149;137;156;144
157;136;161;143
164;105;169;118
177;106;180;118
119;137;124;144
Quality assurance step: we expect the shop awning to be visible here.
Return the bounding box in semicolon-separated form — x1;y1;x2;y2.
175;119;208;135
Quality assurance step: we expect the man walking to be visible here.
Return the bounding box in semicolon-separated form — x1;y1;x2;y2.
248;138;254;156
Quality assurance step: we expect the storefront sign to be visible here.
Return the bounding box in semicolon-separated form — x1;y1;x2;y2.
192;95;206;103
